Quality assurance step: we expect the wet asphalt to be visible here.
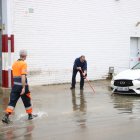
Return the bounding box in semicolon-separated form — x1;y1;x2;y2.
0;80;140;140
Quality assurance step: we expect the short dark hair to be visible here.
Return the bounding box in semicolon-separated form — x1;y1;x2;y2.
80;55;85;58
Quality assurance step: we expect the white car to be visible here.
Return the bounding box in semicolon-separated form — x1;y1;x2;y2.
111;63;140;94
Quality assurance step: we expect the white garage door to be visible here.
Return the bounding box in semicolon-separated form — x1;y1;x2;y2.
130;37;140;68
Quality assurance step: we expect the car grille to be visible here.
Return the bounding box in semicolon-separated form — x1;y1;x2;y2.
114;80;133;87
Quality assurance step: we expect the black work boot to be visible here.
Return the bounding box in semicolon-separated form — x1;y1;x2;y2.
28;114;38;120
70;87;75;90
80;87;84;90
2;114;11;124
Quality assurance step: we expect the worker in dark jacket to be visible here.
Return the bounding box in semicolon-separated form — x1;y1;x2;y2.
70;55;87;90
2;50;37;124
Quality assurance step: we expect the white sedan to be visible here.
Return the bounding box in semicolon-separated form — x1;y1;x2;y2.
111;63;140;94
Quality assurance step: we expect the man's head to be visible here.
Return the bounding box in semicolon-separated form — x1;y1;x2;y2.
80;55;85;63
19;50;27;60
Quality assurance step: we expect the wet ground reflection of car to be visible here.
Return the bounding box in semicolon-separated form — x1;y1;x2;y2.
110;93;140;119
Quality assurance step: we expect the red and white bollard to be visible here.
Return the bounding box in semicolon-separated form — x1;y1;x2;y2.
2;34;14;88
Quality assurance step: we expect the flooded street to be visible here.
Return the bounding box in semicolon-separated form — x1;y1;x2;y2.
1;80;140;140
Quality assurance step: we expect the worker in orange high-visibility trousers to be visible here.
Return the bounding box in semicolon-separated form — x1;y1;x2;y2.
2;50;37;124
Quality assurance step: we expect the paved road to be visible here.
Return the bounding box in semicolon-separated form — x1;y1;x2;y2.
0;80;140;140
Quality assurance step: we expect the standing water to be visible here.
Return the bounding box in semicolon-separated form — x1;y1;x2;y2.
0;80;140;140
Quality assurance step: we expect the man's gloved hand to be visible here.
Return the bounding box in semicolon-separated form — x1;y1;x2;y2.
83;73;86;76
82;73;87;79
77;67;82;70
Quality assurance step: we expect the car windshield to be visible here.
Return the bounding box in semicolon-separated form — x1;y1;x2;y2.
132;63;140;70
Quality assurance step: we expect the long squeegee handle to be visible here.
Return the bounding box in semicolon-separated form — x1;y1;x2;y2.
80;69;95;94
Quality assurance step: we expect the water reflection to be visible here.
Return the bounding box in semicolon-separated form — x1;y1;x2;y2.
0;122;34;140
0;91;34;140
111;94;140;114
71;89;87;127
0;92;9;117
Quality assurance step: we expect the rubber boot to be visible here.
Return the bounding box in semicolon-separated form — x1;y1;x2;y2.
2;114;11;124
28;114;38;120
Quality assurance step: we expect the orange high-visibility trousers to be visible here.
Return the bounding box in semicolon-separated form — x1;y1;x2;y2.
6;85;32;114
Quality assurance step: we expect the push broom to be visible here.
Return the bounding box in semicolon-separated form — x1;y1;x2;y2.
80;69;95;94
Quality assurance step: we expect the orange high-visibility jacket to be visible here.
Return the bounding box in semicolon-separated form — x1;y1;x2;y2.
12;59;27;77
12;59;28;85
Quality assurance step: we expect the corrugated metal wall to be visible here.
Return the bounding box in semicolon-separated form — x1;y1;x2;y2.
12;0;140;85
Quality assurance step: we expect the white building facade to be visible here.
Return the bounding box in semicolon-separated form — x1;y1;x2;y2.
1;0;140;86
